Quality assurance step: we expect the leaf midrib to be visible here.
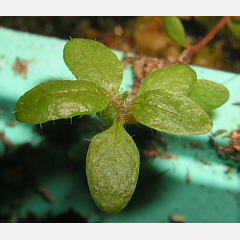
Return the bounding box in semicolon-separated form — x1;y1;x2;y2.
133;101;188;120
33;89;108;105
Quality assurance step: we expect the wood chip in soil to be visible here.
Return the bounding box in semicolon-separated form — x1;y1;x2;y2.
209;137;234;154
0;132;14;147
186;170;191;184
142;141;177;160
34;184;54;203
191;142;205;150
230;129;240;151
12;57;28;79
169;214;186;223
213;129;227;137
123;54;167;98
199;159;212;166
233;102;240;106
225;167;232;174
6;121;17;127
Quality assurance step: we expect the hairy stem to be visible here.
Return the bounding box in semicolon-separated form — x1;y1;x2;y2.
179;16;230;64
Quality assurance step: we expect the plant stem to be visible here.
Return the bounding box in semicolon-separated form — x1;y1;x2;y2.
179;16;230;64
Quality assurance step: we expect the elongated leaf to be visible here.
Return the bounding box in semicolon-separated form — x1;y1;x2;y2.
163;16;188;47
138;64;197;96
131;89;213;136
14;80;109;124
64;38;123;92
227;19;240;40
86;120;140;214
188;79;230;112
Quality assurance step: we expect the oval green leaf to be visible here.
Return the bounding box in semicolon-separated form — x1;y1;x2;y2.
131;89;213;136
227;18;240;40
138;64;197;96
63;38;124;92
163;16;188;47
188;79;230;112
14;80;110;124
86;120;140;214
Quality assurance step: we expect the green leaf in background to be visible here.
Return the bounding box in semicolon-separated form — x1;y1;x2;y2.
64;38;124;92
188;79;230;112
86;120;140;214
131;89;213;136
14;80;109;124
163;16;188;47
138;64;197;96
227;18;240;40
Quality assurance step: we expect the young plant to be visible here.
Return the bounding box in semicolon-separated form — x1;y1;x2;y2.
14;38;229;214
163;16;240;63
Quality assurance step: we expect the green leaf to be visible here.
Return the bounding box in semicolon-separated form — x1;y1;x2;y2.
188;79;230;112
131;89;213;136
97;104;116;125
227;19;240;40
86;120;140;214
163;16;188;47
63;38;124;92
14;80;110;124
138;64;197;96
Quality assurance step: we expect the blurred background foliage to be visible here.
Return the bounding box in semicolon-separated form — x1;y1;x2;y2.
0;16;240;73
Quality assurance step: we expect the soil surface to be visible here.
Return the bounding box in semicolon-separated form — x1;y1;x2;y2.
1;16;240;73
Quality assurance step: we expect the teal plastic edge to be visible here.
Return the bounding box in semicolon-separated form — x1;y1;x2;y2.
0;27;240;223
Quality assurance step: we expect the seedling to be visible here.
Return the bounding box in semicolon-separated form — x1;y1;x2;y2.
14;38;229;214
163;16;240;63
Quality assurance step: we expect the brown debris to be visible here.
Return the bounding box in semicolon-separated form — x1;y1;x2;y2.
122;54;169;98
233;102;240;106
229;155;240;162
114;25;123;37
6;121;17;127
12;57;28;79
169;214;186;223
225;167;232;174
195;153;212;165
186;170;191;184
209;129;240;165
122;52;135;68
142;141;177;160
130;55;166;98
0;132;14;147
34;184;53;203
209;137;234;155
199;159;212;166
213;129;227;137
230;129;240;152
152;134;169;150
223;133;231;139
191;142;205;150
178;16;192;21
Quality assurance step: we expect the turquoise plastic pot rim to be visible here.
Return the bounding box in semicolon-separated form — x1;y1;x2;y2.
0;27;240;223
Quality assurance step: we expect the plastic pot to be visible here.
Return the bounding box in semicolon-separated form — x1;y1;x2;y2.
0;27;240;223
